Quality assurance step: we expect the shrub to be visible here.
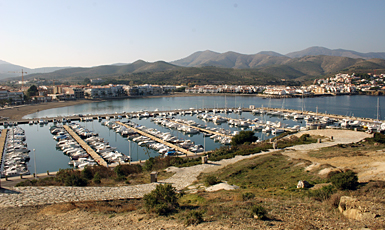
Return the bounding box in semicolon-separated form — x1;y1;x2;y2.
328;193;341;208
299;134;310;142
204;175;220;186
114;165;124;177
373;132;385;143
231;131;258;146
308;185;336;201
82;166;94;180
64;174;88;186
185;210;204;226
144;157;156;171
242;192;255;201
143;184;179;215
93;172;101;184
251;205;267;220
330;170;358;190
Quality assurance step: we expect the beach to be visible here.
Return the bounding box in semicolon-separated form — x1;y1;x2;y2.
0;93;199;120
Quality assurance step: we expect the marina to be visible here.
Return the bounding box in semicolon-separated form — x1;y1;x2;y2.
0;95;384;176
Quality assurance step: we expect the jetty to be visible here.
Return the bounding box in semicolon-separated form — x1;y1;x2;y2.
116;121;195;156
165;118;233;138
0;129;8;177
63;125;108;167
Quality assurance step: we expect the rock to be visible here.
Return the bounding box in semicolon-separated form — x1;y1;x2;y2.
297;180;310;188
205;182;239;192
338;196;377;221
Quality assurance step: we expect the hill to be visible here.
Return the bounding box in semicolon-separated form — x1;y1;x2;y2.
171;50;289;68
0;59;71;80
25;60;181;82
16;56;385;86
286;46;385;60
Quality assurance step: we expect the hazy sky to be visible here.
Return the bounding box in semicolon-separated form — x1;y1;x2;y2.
1;0;384;68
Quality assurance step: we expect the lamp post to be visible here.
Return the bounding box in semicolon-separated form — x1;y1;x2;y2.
203;134;206;153
33;149;37;179
128;140;131;165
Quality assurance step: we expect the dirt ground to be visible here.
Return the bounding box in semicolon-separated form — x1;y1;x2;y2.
284;129;385;182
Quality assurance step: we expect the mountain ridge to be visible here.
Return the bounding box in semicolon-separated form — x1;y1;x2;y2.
1;46;385;82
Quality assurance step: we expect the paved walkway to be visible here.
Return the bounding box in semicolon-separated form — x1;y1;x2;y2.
0;129;371;208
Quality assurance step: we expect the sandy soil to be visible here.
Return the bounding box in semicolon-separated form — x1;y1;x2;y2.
283;129;385;182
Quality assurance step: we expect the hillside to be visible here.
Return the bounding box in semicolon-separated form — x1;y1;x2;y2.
2;46;385;85
15;56;385;86
286;46;385;60
0;59;71;80
171;50;290;68
25;60;181;81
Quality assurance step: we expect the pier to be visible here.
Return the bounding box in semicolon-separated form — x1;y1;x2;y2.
116;121;195;156
63;125;108;167
0;106;383;127
165;118;233;138
0;129;8;179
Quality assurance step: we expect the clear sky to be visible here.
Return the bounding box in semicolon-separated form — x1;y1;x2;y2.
1;0;384;68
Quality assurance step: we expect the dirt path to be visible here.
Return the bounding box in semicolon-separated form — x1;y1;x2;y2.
282;129;384;182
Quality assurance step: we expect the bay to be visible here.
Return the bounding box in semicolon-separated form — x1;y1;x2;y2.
10;95;385;174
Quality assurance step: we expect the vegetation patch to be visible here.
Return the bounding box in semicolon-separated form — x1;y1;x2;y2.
143;184;180;215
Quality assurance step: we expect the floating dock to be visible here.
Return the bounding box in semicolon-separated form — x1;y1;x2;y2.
0;129;8;175
116;121;195;156
165;118;233;138
63;125;108;167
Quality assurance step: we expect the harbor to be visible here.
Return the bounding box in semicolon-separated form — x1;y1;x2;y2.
1;95;385;177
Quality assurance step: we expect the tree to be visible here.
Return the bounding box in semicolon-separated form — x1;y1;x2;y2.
27;85;38;97
84;78;91;84
231;131;258;146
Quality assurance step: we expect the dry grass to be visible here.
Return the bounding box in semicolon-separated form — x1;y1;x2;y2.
308;141;385;159
40;199;141;215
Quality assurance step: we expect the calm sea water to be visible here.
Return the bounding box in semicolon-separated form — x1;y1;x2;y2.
11;95;385;174
24;95;384;120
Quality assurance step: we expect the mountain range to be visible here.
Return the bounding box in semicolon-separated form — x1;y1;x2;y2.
1;46;385;83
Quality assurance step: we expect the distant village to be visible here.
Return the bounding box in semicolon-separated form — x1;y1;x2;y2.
0;73;384;106
186;73;385;96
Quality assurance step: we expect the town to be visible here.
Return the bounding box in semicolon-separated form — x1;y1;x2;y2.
0;72;384;106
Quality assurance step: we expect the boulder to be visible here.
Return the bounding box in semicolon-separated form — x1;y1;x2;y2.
338;196;377;221
297;180;310;188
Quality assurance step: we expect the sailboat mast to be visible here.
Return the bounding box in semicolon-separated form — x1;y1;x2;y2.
377;97;380;120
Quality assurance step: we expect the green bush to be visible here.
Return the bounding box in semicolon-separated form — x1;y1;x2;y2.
143;184;179;215
231;131;258;146
114;165;124;177
185;210;204;226
144;157;156;171
308;185;336;201
242;192;255;201
373;132;385;143
251;205;267;220
93;172;101;184
330;170;358;190
82;166;94;180
204;175;220;186
299;134;310;142
64;174;88;186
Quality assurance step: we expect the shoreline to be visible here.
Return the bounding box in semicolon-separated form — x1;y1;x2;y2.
0;92;255;120
0;92;381;121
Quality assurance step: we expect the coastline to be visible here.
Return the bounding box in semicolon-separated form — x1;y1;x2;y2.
0;93;196;120
0;92;380;121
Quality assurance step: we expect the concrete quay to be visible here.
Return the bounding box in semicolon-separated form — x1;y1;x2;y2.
63;125;108;167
